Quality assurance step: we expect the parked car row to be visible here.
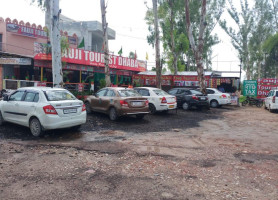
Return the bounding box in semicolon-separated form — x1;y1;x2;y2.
0;86;233;137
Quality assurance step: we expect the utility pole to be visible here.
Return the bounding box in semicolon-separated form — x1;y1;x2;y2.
100;0;111;87
50;0;63;88
152;0;162;89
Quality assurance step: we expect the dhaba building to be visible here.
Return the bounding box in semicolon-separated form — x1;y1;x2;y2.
0;16;147;91
133;71;240;93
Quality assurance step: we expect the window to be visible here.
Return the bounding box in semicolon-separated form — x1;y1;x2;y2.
138;89;150;96
106;90;115;97
24;92;39;102
0;34;2;51
45;90;76;101
206;89;215;94
168;89;178;95
276;91;278;97
268;91;273;97
9;91;25;101
190;90;202;95
153;89;169;96
118;89;140;97
178;89;190;95
96;89;107;97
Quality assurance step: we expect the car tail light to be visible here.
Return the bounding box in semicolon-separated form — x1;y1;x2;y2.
145;100;149;106
43;105;57;115
82;104;86;112
174;96;177;102
161;97;167;103
120;100;129;107
273;96;275;103
222;94;227;98
192;96;199;100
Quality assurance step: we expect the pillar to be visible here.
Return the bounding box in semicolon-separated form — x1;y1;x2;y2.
0;64;3;90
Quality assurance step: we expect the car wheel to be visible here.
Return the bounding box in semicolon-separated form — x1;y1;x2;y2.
30;118;44;137
182;102;189;110
72;125;81;131
242;100;248;106
256;101;263;108
109;107;118;121
269;105;274;113
85;101;92;114
149;103;156;114
136;114;145;119
210;100;219;108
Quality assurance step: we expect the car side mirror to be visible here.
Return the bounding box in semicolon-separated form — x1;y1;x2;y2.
3;95;9;101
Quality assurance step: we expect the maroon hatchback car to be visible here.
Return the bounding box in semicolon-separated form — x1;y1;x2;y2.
85;87;149;120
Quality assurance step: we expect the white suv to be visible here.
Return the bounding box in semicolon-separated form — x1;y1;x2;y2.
265;89;278;112
206;88;231;108
134;87;177;114
0;87;87;137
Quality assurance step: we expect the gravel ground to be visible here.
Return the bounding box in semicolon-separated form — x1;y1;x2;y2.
0;106;278;200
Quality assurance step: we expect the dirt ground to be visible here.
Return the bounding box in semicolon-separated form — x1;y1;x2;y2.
0;106;278;200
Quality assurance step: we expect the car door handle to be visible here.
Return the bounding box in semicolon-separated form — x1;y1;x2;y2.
15;103;19;106
31;105;35;108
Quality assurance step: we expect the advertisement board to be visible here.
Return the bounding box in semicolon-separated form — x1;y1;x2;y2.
6;23;47;39
0;58;31;65
34;43;147;72
243;80;257;97
257;78;278;98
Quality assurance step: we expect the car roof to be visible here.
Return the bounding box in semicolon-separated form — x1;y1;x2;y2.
171;88;195;90
104;87;133;91
18;87;67;92
134;87;159;90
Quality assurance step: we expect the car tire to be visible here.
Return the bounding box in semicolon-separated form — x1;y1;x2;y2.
0;111;4;126
210;100;219;108
242;100;248;106
182;102;189;110
149;103;156;114
30;118;44;137
85;101;92;114
72;125;81;131
256;101;263;108
136;114;145;119
109;107;118;121
269;105;274;113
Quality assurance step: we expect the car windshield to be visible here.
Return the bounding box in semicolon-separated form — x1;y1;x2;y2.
190;90;202;95
45;90;76;101
118;90;141;97
153;89;169;96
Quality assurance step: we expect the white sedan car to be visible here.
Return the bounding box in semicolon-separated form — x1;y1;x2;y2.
264;89;278;112
0;87;86;137
134;87;177;114
206;88;231;108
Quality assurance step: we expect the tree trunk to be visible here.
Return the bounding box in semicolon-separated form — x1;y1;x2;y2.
169;0;178;75
185;0;207;94
100;0;111;87
153;0;161;89
45;0;51;31
50;0;63;88
258;61;261;79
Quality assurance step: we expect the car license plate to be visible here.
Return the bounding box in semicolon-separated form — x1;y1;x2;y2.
63;108;77;114
169;105;174;108
132;102;142;106
201;97;206;100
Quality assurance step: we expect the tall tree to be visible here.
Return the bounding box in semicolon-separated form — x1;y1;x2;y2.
220;0;254;80
152;0;162;89
184;0;207;94
100;0;111;87
249;0;273;79
263;33;278;78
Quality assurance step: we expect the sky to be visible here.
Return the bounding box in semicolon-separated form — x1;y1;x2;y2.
0;0;242;78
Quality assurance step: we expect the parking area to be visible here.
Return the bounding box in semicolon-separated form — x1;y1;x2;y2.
1;106;278;199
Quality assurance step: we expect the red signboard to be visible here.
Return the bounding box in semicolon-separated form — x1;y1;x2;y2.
257;78;278;98
34;43;147;72
6;23;47;38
